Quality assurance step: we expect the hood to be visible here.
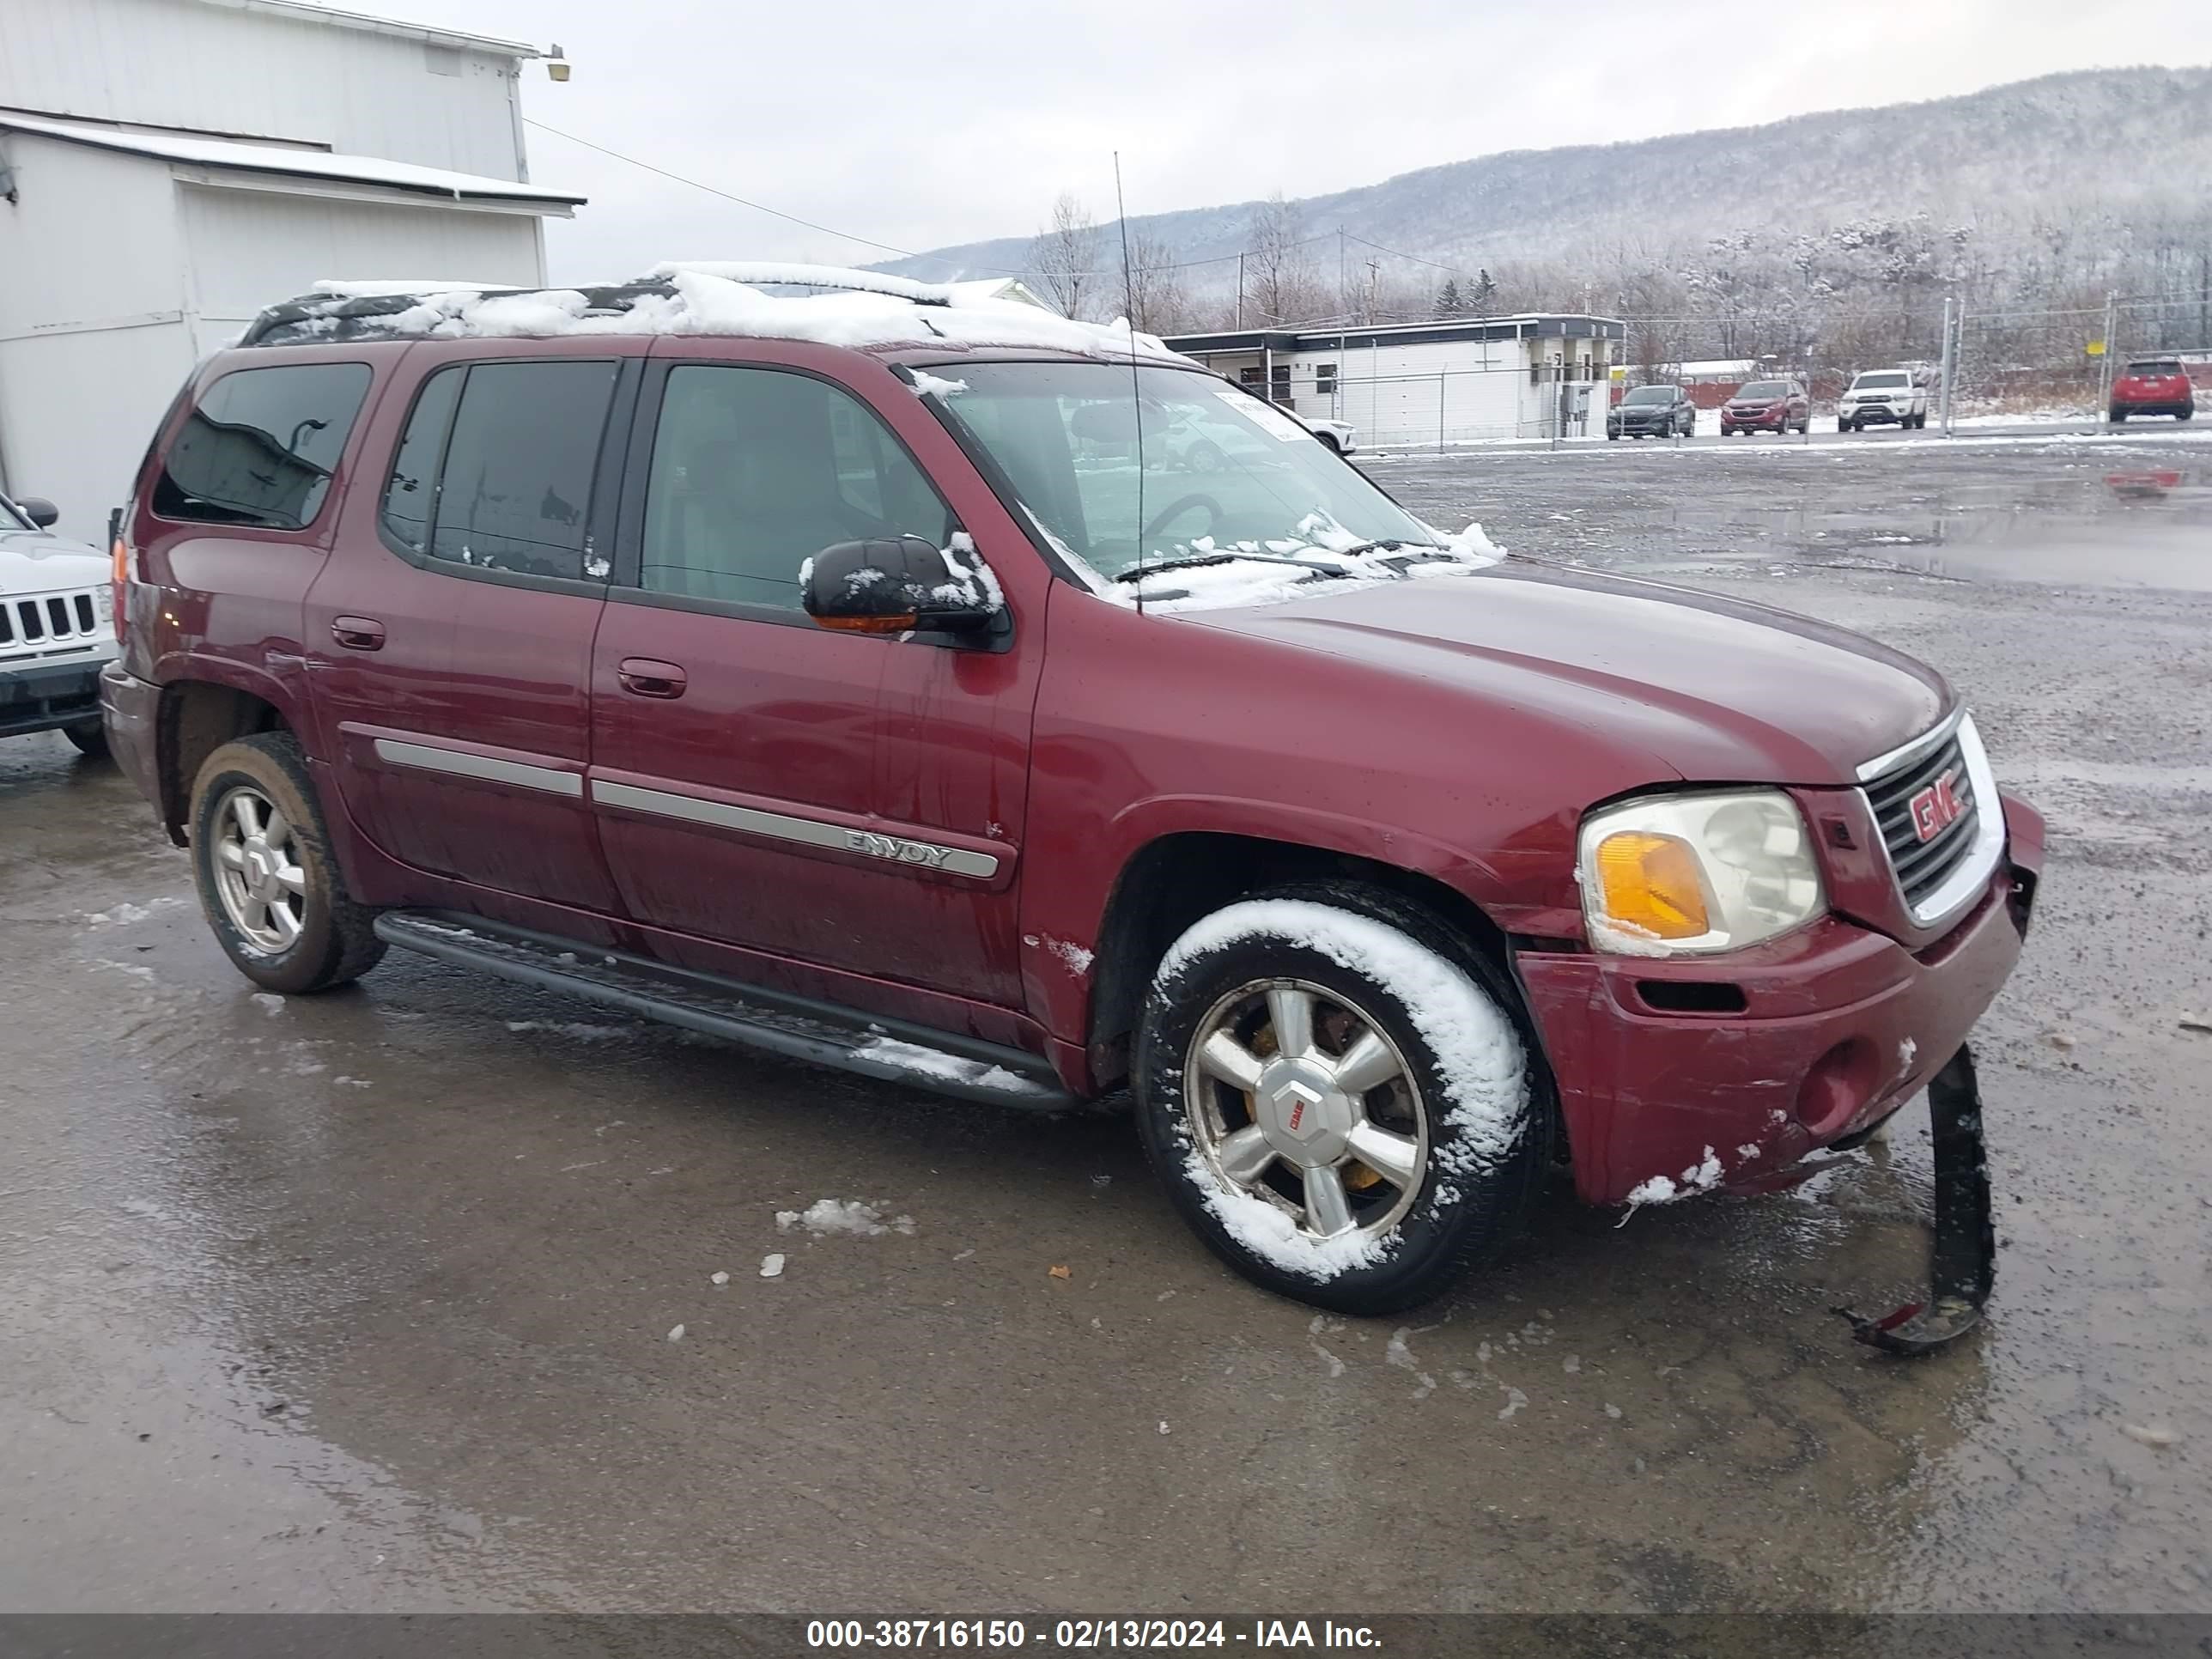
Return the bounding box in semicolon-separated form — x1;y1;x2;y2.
0;526;108;590
1185;561;1948;784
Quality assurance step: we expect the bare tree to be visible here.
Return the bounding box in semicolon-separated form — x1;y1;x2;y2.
1121;231;1195;335
1247;192;1322;325
1030;193;1101;320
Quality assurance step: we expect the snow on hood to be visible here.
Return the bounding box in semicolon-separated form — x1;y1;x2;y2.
307;267;1188;363
1109;521;1505;613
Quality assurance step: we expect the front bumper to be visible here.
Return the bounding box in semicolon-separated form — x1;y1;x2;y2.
0;648;112;738
1844;403;1910;425
1723;406;1787;428
1519;795;2043;1206
99;660;162;808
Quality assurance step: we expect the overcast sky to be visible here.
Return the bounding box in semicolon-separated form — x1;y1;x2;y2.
435;0;2212;283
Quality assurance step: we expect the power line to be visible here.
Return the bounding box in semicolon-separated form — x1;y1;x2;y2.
523;117;1016;275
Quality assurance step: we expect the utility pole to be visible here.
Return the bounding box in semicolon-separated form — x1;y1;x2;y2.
1937;294;1957;437
2098;289;2118;416
1236;252;1244;330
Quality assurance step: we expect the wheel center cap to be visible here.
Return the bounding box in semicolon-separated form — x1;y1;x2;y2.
241;840;278;901
1255;1059;1353;1166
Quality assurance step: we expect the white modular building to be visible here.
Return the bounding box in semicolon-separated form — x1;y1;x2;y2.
1164;314;1628;447
0;0;586;538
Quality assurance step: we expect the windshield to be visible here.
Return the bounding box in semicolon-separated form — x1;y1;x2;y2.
1622;386;1674;405
1854;372;1909;389
926;362;1437;580
1738;381;1789;398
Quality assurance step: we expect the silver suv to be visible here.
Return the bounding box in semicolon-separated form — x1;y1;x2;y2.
0;491;116;755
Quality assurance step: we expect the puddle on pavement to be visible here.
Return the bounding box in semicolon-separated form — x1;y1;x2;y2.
1660;468;2212;590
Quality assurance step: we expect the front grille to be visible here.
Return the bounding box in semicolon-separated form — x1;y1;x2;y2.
1863;727;1980;914
0;590;100;654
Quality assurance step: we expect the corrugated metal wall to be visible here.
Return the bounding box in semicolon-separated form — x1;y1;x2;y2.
0;0;523;179
181;183;544;345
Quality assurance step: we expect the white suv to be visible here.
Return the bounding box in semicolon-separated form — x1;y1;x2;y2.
1838;368;1929;432
0;491;116;755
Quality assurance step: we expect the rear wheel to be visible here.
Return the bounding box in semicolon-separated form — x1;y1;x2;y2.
2179;408;2193;422
1133;885;1548;1315
2110;407;2127;423
190;732;385;994
64;720;109;758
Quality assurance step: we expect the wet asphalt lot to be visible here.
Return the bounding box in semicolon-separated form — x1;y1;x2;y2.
3;423;2209;1618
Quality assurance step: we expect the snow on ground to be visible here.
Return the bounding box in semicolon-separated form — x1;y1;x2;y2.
775;1199;915;1237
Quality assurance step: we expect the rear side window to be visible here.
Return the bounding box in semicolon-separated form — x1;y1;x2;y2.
153;362;371;529
380;360;618;580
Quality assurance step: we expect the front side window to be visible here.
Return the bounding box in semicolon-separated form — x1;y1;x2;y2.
640;366;953;611
153;362;371;528
426;361;617;580
932;362;1436;582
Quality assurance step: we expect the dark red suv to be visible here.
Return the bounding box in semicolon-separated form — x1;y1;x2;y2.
100;267;2043;1327
1720;378;1810;437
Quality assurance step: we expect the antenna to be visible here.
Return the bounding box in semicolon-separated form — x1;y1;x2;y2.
1114;150;1146;614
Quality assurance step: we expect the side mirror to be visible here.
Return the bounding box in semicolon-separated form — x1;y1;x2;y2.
17;496;58;529
801;534;1001;643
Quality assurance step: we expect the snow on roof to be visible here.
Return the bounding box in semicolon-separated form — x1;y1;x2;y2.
0;112;585;209
295;267;1188;360
1676;358;1764;379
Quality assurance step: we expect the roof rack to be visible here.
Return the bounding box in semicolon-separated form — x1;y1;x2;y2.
240;265;957;349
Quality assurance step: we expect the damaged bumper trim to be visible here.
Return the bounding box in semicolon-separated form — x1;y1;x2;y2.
1832;1042;1994;1355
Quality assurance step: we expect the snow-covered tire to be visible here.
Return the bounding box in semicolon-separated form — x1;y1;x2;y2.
190;732;386;994
1133;884;1550;1316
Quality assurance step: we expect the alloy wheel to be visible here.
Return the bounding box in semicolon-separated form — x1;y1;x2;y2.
1183;977;1430;1242
209;784;308;955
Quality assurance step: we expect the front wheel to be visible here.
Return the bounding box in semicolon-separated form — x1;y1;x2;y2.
190;731;386;994
64;720;110;758
2110;408;2127;424
1134;887;1548;1315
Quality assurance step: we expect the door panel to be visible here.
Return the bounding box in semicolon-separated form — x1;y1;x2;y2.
588;350;1041;1007
305;342;638;912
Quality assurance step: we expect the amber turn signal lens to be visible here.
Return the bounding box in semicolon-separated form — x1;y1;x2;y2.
1593;830;1711;939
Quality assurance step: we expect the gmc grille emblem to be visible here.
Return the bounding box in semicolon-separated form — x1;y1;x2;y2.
1909;772;1963;842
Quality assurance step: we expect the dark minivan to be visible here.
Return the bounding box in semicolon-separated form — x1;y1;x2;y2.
101;267;2041;1334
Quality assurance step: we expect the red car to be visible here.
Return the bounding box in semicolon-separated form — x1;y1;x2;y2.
100;269;2042;1332
2109;358;2195;423
1720;378;1810;437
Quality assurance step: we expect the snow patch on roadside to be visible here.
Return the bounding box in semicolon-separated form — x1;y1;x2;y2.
775;1198;915;1237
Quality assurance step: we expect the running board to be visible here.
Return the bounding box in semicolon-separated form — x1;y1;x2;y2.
373;909;1074;1110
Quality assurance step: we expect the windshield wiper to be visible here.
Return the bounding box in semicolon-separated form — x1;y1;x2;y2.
1112;550;1346;583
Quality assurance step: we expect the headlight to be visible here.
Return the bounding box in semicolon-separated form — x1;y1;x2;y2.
1577;790;1826;956
94;584;114;623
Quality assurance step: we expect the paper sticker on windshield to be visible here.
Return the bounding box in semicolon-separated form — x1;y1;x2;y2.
1218;390;1310;442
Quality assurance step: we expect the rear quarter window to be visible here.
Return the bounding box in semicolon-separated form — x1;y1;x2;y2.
153;362;372;529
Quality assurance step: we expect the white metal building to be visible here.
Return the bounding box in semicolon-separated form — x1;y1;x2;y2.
1164;315;1629;447
0;0;585;538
